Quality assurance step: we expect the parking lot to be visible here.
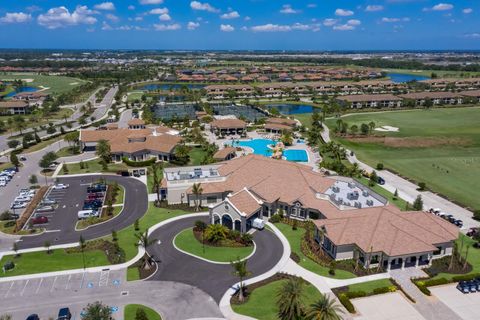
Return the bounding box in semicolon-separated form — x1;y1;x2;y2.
431;284;480;320
0;269;126;319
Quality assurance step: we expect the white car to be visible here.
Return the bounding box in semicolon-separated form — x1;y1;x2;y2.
0;180;6;187
52;183;69;190
14;196;31;202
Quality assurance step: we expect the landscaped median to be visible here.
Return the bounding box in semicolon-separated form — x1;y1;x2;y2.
124;304;162;320
173;224;255;263
0;204;189;278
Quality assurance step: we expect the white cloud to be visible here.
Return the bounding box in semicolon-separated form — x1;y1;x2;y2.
244;16;251;21
307;4;317;8
135;16;143;21
187;21;200;30
335;8;354;16
94;2;115;11
38;6;97;29
154;23;180;31
427;3;454;11
323;18;338;26
365;5;384;12
292;22;320;31
139;0;163;5
128;5;136;10
347;19;361;26
190;1;219;13
159;13;171;21
101;21;113;30
221;11;240;19
251;24;292;32
464;33;480;38
463;8;473;14
149;8;169;14
220;24;234;32
0;12;32;24
106;13;119;22
333;24;354;31
381;17;410;22
280;4;300;14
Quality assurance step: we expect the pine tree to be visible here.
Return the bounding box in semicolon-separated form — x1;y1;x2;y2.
413;195;423;211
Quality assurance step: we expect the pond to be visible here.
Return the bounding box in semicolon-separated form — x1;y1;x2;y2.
139;83;205;91
3;86;38;98
387;73;430;83
266;104;316;115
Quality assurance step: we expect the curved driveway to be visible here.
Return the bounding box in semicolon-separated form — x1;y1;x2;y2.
18;175;148;249
147;216;284;302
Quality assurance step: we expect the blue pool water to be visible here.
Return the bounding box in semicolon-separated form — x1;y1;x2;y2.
267;104;316;115
283;149;309;162
140;83;205;91
387;73;430;83
4;86;38;98
234;139;308;162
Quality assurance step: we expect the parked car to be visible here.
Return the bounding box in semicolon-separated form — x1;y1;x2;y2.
467;228;479;237
41;198;57;205
57;307;72;320
19;156;27;161
14;196;31;203
26;315;40;320
52;183;69;190
0;180;6;187
31;216;48;224
78;210;99;219
252;218;265;230
11;202;27;209
35;206;54;213
454;220;464;228
377;177;386;185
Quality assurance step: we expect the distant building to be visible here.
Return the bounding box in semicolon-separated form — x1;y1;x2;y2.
398;92;463;106
210;118;246;135
0;101;31;115
337;94;403;109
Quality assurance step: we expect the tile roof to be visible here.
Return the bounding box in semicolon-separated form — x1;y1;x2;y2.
127;118;145;126
228;188;263;217
211;118;246;129
0;101;29;108
338;94;402;102
213;147;236;160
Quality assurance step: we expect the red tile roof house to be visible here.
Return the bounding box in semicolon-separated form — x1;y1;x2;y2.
161;155;458;270
398;91;464;106
337;94;403;109
79;125;181;162
0;101;31;115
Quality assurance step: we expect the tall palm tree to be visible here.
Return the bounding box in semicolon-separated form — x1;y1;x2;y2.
305;293;343;320
231;257;250;302
191;183;203;211
277;277;305;320
135;228;157;270
151;162;163;204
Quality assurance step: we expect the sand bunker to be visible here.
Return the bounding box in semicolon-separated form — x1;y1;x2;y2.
375;125;399;132
348;136;471;148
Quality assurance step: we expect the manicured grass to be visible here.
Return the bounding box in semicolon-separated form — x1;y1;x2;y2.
124;304;161;320
56;146;80;158
0;162;13;171
356;177;409;210
382;68;480;78
274;223;356;279
174;228;254;262
346;278;394;293
294;113;313;129
0;205;188;277
188;146;207;166
115;185;125;205
433;234;480;280
0;249;109;278
126;266;140;281
23;135;65;154
232;278;323;320
327;107;480;209
0;74;87;95
76;206;123;230
127;91;145;103
66;159;130;174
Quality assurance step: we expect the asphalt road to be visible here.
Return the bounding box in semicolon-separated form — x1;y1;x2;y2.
18;175;148;249
147;216;284;303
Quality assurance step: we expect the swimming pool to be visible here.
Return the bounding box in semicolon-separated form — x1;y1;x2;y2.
283;149;309;162
233;139;308;162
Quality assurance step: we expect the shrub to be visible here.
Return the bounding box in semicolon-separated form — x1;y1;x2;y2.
414;281;431;296
345;291;367;299
194;220;207;232
452;273;480;282
269;214;281;223
424;277;449;287
372;286;396;295
204;224;228;243
122;157;156;167
338;293;355;313
376;163;384;170
240;233;253;245
473;210;480;221
3;261;14;271
0;211;13;221
292;220;298;230
4;221;15;228
418;182;426;191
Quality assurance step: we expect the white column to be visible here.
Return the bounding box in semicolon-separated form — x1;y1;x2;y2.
401;258;406;270
415;256;420;268
387;258;391;271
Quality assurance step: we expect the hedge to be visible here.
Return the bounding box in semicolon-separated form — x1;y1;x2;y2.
338;293;355;313
122;157;156;167
452;273;480;282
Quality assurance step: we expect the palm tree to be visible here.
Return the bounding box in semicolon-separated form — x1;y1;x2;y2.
135;228;157;270
277;277;305;320
231;257;250;302
192;183;203;211
151;162;163;204
305;293;343;320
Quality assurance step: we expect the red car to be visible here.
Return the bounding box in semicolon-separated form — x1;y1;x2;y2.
31;216;48;224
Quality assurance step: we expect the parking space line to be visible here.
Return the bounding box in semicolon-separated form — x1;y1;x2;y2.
20;280;29;296
4;282;14;298
80;272;85;289
65;274;71;290
50;276;57;292
35;278;43;294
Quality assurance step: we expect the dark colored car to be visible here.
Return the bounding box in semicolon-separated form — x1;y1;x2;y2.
26;314;40;320
467;228;479;237
31;216;48;224
57;307;72;320
377;177;386;185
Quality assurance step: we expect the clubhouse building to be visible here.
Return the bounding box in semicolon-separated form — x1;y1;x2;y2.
161;155;458;270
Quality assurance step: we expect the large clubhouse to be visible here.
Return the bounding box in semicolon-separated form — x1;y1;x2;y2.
161;155;458;270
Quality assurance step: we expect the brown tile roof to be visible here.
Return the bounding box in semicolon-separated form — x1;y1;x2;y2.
338;94;402;102
0;101;29;109
213;147;236;160
398;91;462;100
228;188;262;217
459;90;480;97
127;118;145;126
313;205;458;257
265;123;293;131
211;118;246;129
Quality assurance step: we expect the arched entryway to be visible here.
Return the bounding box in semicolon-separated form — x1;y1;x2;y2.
234;220;241;232
222;214;233;229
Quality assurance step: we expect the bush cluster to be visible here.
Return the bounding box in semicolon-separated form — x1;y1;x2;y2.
122;157;156;167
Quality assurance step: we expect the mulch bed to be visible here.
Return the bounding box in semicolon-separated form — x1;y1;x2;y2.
230;273;296;305
129;254;158;280
192;229;250;248
424;255;472;277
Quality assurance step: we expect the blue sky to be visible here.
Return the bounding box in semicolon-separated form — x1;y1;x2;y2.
0;1;478;50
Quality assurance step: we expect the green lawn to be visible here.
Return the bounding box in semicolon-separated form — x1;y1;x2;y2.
275;223;356;279
346;278;394;293
294;113;313;129
127;266;140;281
174;228;254;262
115;185;125;205
0;205;188;277
56;146;80;158
124;304;162;320
66;159;130;174
188;146;207;166
232;278;323;320
356;177;409;210
127;91;145;103
327;107;480;210
0;73;87;95
382;68;480;78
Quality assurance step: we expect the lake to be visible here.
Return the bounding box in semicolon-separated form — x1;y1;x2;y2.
4;86;38;98
139;83;205;91
266;104;316;115
387;73;430;83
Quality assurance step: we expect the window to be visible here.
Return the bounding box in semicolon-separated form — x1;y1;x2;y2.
433;246;442;255
207;196;217;204
370;255;379;264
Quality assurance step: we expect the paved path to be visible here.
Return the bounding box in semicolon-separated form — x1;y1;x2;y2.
118;108;133;128
389;269;461;320
321;123;477;231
